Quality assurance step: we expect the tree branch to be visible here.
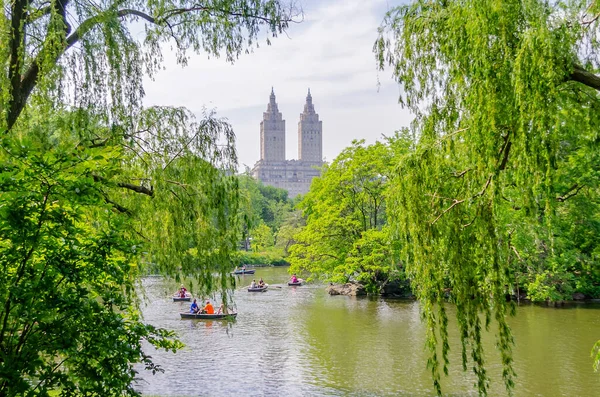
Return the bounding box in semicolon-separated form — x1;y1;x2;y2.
453;168;471;178
88;138;110;148
318;253;341;261
510;244;523;261
8;4;296;129
435;127;469;146
92;175;154;197
7;0;27;130
7;0;71;130
25;3;52;23
103;196;132;214
556;183;584;202
431;198;466;225
497;132;512;171
431;176;492;225
157;6;289;25
475;176;492;198
165;180;191;190
570;64;600;92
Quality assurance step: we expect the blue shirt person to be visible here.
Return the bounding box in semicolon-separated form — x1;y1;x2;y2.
190;299;199;313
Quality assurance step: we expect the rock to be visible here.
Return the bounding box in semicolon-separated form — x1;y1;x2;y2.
380;279;413;298
326;282;366;296
572;292;586;301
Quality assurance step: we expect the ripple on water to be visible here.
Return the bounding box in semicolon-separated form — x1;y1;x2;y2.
135;269;600;397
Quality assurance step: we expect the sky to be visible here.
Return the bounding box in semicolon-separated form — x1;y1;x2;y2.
143;0;411;170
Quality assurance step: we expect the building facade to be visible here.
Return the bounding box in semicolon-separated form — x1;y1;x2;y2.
252;88;324;198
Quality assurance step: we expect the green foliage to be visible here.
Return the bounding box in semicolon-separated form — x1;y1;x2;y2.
1;0;298;394
113;107;242;296
238;174;294;231
0;136;183;396
235;249;289;267
289;135;411;288
237;173;297;263
251;221;274;251
274;210;304;255
344;227;404;293
375;0;600;395
594;340;600;372
1;0;299;130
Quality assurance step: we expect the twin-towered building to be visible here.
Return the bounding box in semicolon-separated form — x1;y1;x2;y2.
252;88;324;198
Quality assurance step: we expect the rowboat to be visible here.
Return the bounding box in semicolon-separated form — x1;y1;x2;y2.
232;269;255;275
179;312;237;320
288;279;303;286
172;293;192;302
248;284;268;292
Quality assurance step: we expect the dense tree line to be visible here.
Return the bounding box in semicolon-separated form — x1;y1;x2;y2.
237;174;299;264
289;128;600;299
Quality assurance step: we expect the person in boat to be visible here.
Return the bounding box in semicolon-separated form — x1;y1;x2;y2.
250;279;257;289
217;303;229;315
179;285;187;298
242;265;247;271
190;299;199;313
290;274;299;283
258;278;265;287
202;300;215;314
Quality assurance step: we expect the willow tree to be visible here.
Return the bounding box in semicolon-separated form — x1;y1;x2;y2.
1;0;298;395
375;1;600;395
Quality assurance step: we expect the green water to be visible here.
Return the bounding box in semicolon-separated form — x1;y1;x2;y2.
136;267;600;396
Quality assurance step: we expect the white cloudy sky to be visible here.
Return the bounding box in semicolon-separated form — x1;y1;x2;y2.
143;0;411;170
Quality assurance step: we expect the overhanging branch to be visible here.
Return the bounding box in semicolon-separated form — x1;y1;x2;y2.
103;196;132;214
430;176;492;225
570;64;600;92
9;4;296;130
93;175;154;197
556;183;584;202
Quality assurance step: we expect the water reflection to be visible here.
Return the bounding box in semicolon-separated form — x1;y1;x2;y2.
135;267;600;396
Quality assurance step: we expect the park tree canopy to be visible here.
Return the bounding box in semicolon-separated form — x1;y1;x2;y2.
375;0;600;395
0;0;298;395
289;136;411;291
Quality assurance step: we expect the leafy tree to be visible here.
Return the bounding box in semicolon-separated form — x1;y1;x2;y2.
1;0;298;394
257;184;291;230
251;221;274;251
238;173;295;241
375;0;600;394
289;135;410;289
0;128;183;396
275;209;304;254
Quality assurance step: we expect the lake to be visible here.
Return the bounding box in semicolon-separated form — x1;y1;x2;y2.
135;267;600;396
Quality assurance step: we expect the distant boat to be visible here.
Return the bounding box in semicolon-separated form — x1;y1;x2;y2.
232;269;255;275
180;312;237;320
288;279;303;286
248;284;268;292
172;293;192;302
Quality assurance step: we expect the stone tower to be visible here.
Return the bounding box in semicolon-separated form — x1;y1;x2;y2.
298;88;322;162
260;87;286;162
253;88;324;198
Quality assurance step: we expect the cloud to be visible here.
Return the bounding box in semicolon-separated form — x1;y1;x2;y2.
143;0;411;169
